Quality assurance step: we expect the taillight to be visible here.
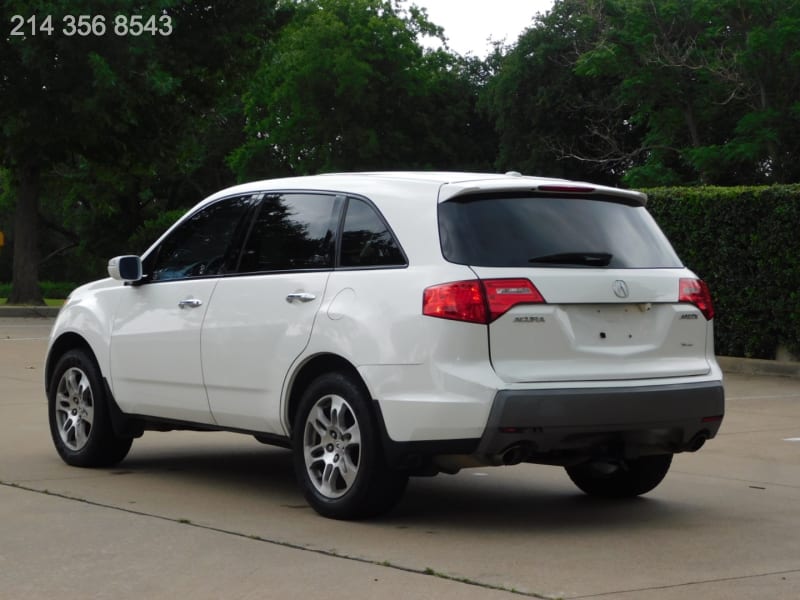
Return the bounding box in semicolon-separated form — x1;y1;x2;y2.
423;279;545;324
679;278;714;320
423;281;486;323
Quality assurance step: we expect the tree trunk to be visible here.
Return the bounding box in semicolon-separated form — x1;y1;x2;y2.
684;103;701;149
8;164;44;305
757;79;781;182
684;103;709;184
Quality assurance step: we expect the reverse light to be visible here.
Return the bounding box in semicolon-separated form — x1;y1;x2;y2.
679;278;714;320
483;278;545;321
423;278;545;324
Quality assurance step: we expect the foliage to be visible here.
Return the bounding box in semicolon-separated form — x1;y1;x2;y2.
646;185;800;358
230;0;495;178
487;0;800;187
483;0;631;184
0;0;282;300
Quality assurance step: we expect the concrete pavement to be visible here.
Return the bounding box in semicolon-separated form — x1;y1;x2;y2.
1;316;799;599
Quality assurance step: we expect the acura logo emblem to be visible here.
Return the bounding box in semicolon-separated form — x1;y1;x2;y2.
612;280;630;299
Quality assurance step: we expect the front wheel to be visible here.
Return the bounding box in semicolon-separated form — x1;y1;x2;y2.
48;349;133;467
566;454;673;498
292;373;408;520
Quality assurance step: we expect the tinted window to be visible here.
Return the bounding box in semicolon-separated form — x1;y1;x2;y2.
148;195;255;282
439;195;682;268
238;193;337;272
340;197;405;267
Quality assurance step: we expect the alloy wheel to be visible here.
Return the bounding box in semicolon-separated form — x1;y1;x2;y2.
302;394;362;499
54;367;94;451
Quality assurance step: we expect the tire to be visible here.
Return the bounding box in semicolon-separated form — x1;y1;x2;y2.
48;349;133;468
292;372;408;520
566;454;673;498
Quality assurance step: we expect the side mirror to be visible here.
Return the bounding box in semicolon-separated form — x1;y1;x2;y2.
108;255;143;282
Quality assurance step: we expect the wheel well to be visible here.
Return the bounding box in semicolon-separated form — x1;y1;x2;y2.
286;354;367;433
45;333;97;393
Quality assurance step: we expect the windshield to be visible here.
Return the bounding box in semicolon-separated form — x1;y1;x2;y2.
438;195;682;269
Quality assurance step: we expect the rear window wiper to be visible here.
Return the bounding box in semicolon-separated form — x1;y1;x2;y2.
528;252;613;266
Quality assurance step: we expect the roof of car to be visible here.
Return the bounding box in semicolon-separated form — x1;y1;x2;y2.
204;172;647;206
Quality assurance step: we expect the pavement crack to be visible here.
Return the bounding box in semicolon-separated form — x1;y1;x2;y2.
670;470;800;490
718;426;800;436
0;480;556;599
566;569;800;598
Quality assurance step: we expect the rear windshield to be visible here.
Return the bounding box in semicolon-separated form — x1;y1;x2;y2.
438;195;682;268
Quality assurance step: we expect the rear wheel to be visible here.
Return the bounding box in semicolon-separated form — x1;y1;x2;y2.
292;372;408;520
566;454;673;498
48;349;133;467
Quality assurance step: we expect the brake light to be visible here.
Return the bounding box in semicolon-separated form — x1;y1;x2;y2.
537;185;595;193
679;278;714;320
423;281;486;323
423;279;545;324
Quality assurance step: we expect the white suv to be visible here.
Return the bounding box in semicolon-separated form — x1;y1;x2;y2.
46;172;724;519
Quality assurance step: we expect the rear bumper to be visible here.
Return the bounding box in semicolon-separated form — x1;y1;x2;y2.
475;380;724;461
375;380;724;470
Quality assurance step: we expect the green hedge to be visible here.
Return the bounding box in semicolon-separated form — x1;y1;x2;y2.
646;185;800;359
0;281;78;300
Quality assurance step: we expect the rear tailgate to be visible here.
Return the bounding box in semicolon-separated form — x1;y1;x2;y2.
437;188;714;384
471;267;711;383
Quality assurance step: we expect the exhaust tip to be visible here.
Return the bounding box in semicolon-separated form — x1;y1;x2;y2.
501;443;533;465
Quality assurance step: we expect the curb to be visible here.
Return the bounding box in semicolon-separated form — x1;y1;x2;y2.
0;306;61;318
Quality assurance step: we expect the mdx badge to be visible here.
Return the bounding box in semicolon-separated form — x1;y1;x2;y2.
612;280;630;299
514;316;545;323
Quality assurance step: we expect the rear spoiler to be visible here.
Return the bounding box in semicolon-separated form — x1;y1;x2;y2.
439;182;648;206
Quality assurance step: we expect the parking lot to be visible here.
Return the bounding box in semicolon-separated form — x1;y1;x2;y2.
1;316;798;599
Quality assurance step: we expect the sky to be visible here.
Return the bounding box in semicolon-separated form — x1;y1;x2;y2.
413;0;556;57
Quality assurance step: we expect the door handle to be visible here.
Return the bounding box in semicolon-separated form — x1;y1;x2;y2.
285;292;316;303
178;298;203;309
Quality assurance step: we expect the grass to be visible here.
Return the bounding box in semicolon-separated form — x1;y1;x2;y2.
0;298;64;307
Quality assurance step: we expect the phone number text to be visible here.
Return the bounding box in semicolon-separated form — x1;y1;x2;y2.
10;15;173;37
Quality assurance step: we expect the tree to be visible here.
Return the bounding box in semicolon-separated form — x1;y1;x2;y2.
230;0;495;179
0;0;281;303
487;0;800;187
714;0;800;183
570;0;800;186
484;0;631;184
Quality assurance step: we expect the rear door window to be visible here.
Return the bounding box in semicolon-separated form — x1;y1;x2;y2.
438;195;682;268
238;193;339;272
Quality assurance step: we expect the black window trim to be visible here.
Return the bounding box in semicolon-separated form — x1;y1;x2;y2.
136;188;409;284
